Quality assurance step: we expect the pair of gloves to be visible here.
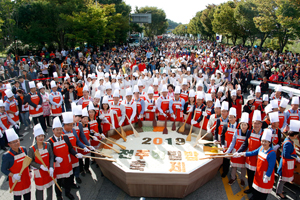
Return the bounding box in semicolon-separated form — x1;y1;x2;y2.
36;105;42;111
40;165;54;177
94;133;106;139
232;152;246;158
83;146;96;152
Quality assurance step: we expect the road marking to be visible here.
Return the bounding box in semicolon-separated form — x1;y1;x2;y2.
220;169;249;200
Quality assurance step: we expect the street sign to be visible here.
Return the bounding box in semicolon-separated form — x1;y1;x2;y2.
131;14;152;23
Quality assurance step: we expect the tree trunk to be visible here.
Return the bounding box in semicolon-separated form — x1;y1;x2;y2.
259;33;268;50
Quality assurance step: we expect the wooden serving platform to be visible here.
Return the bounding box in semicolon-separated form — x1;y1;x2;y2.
96;156;222;198
96;123;220;198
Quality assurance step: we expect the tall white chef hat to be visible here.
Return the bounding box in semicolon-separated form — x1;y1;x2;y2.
29;81;36;89
221;101;229;111
215;99;221;108
126;88;133;96
82;107;89;117
231;90;237;96
63;112;74;124
153;78;158;86
261;129;272;142
88;101;95;111
137;80;143;86
263;94;269;101
74;105;82;116
196;81;204;88
53;72;58;78
5;89;14;98
133;85;139;93
105;83;112;90
37;82;44;90
290;120;300;132
205;93;212;101
229;107;237;117
218;86;224;93
252;110;262;122
94;90;101;99
240;112;249;123
34;124;44;138
50;80;57;89
275;85;282;92
291;96;299;105
174;86;180;94
189;90;195;98
83;84;89;92
255;86;261;93
102;96;109;104
161;85;168;92
182;78;187;85
147;87;154;94
236;85;241;91
264;104;273;114
271;99;278;109
279;98;289;108
269;112;279;123
113;90;120;98
52;116;62;129
6;128;19;142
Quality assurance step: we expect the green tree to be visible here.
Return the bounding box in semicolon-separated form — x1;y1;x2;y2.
254;0;299;52
135;6;168;38
172;24;188;36
167;19;180;30
188;11;208;39
234;0;260;46
212;1;242;45
200;4;216;40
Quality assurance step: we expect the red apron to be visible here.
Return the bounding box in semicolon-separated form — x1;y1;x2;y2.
230;129;246;167
89;119;100;148
184;104;193;125
202;107;212;130
171;99;183;122
210;114;220;134
32;144;54;190
193;107;203;128
77;125;90;155
100;110;113;135
64;131;79;168
224;124;236;148
145;99;155;121
236;96;243;119
281;139;296;182
217;119;227;141
50;137;73;179
139;91;146;101
0;112;10;131
278;112;285;129
110;102;122;128
124;100;135;125
272;129;279;145
81;96;92;109
180;91;188;102
245;130;263;171
50;92;62;116
8;147;31;196
287;109;299;124
134;99;144;122
29;93;43;117
158;96;170;121
253;98;262;110
6;99;19;123
253;148;275;194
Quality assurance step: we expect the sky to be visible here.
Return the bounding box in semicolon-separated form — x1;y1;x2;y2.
124;0;228;25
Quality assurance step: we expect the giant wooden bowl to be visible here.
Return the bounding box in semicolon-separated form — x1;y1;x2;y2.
96;121;221;198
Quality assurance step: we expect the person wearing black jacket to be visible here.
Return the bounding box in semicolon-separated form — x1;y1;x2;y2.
64;85;78;112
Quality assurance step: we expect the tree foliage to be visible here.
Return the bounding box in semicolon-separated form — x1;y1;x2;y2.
172;24;188;36
135;6;168;38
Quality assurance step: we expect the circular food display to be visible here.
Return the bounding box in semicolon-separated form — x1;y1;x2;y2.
108;131;216;173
